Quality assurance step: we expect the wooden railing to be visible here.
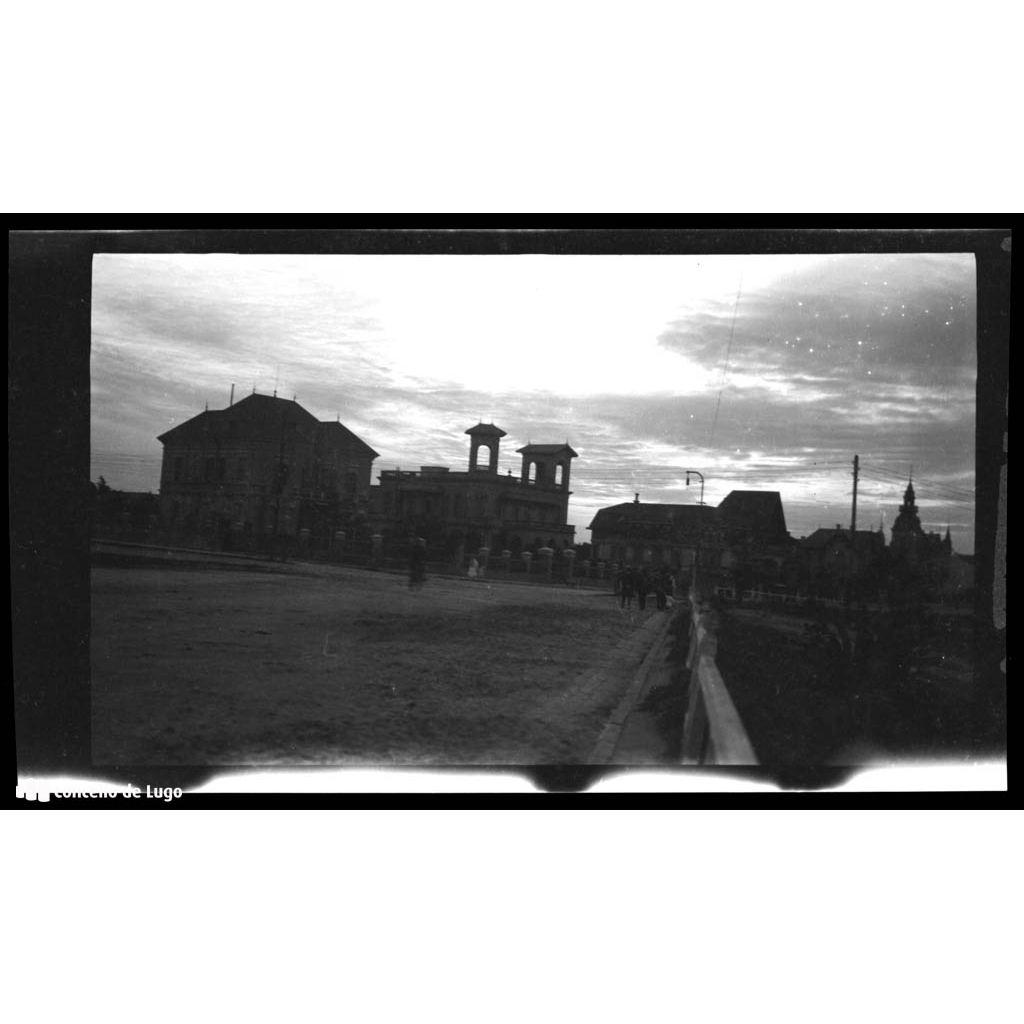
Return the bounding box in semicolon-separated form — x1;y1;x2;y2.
680;589;759;765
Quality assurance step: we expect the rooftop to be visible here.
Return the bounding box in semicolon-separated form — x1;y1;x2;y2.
516;443;578;457
465;422;507;438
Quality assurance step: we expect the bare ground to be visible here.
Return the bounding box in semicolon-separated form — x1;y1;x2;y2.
91;564;663;766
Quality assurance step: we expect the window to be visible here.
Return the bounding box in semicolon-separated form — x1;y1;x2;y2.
472;443;491;470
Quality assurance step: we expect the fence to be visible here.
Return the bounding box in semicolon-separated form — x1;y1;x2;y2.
88;529;621;589
712;585;894;614
680;589;759;765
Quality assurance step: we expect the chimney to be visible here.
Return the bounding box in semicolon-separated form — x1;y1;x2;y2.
634;493;640;504
230;383;235;407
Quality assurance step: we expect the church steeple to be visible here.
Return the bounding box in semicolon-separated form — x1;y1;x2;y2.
891;476;924;558
900;478;917;513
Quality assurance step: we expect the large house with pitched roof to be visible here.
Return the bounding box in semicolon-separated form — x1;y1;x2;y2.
588;489;793;582
157;391;378;543
587;500;719;571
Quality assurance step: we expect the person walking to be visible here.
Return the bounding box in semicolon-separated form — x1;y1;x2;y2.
408;536;427;590
653;567;669;611
636;567;651;610
619;565;636;609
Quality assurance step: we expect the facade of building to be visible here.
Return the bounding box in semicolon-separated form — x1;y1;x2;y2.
886;477;956;594
797;525;887;598
589;489;798;585
587;499;719;571
715;490;798;586
717;490;789;547
157;392;379;543
367;423;578;554
889;479;953;563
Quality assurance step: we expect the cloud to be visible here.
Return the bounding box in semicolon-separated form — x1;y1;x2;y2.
90;252;977;553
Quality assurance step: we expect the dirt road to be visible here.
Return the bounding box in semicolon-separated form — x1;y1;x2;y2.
92;563;664;765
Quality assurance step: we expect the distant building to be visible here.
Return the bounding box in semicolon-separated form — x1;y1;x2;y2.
157;392;379;541
588;489;791;580
368;423;578;554
793;478;962;602
716;490;797;587
717;490;789;547
588;498;718;571
798;525;887;599
887;477;956;593
889;478;953;563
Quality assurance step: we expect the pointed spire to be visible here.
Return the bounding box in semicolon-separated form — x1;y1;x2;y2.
902;475;916;508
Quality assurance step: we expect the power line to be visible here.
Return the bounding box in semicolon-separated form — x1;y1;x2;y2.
858;462;974;487
707;265;745;447
859;470;974;501
857;463;975;493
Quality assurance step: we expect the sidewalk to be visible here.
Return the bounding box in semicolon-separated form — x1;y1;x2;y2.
588;605;683;765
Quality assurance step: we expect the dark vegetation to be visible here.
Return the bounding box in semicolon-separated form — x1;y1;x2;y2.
714;606;982;764
624;601;989;766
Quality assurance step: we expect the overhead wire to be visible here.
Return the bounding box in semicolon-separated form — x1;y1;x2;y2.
858;469;975;502
707;264;745;448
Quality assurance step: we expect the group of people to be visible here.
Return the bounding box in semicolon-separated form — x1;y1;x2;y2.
616;564;676;611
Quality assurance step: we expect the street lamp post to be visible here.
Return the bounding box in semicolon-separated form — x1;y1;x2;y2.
685;470;706;591
684;470;705;506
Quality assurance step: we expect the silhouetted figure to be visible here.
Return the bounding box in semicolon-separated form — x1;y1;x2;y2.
653;568;672;610
636;568;651;610
408;537;427;590
620;566;636;609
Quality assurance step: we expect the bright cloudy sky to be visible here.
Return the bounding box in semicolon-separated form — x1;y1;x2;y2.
92;251;977;552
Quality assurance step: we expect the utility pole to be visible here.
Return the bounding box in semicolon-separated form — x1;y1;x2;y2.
851;454;859;533
685;470;706;591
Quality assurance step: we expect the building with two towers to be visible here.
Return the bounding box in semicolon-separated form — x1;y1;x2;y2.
368;423;578;555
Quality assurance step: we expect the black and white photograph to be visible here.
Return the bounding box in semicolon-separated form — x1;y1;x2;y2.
14;232;985;787
6;9;1017;1024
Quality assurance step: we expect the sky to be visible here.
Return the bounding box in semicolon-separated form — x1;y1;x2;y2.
91;252;977;552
